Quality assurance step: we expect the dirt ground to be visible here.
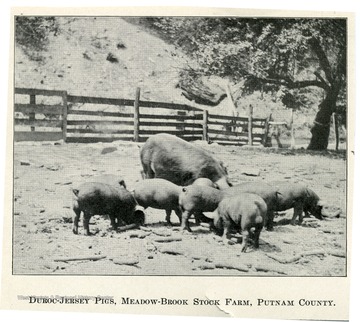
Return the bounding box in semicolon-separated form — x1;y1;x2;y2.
12;140;347;276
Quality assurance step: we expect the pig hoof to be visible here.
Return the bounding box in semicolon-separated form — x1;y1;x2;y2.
72;229;78;235
290;221;296;226
266;227;274;231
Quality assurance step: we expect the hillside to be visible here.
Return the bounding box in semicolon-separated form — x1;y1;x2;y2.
14;17;288;115
15;17;187;102
14;16;343;144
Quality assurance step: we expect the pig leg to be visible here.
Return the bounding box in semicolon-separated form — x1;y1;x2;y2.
109;213;117;230
240;230;249;253
265;210;274;231
290;204;304;225
212;211;224;235
141;162;155;179
180;210;192;232
174;207;182;225
194;212;202;225
252;224;263;249
165;209;172;226
221;219;231;241
83;212;92;236
303;210;311;218
72;204;81;235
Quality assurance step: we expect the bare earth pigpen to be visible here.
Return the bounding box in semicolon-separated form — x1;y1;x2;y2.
13;140;346;276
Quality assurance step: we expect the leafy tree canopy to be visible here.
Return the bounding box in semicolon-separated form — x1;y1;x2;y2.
147;17;345;92
145;17;347;150
15;16;59;55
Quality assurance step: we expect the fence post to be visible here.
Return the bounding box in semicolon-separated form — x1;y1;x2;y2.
248;104;253;145
333;112;339;151
29;94;36;132
262;114;271;147
134;87;140;142
202;109;209;142
176;111;186;133
62;91;68;143
290;108;295;149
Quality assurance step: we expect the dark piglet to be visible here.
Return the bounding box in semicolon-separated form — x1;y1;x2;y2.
214;193;267;252
72;182;144;235
132;178;182;225
178;185;224;232
224;182;278;231
140;133;231;189
272;182;323;225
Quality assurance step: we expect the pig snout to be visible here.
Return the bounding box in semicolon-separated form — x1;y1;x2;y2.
215;177;232;190
133;206;146;226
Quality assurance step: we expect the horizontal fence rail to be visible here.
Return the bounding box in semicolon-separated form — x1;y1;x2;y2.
14;87;270;146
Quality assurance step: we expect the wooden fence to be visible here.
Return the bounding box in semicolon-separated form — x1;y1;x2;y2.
14;87;270;146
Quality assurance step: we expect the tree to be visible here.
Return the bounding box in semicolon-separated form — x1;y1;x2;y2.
147;17;347;150
15;16;59;59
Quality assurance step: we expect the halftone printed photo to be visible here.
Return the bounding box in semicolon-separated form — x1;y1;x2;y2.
0;6;355;321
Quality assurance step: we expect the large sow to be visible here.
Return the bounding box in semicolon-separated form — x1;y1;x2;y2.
140;133;231;189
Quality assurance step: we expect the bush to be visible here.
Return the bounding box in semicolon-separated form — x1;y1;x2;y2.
15;16;59;58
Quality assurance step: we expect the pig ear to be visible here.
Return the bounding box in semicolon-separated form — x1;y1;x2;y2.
72;189;79;196
119;180;127;189
317;199;325;207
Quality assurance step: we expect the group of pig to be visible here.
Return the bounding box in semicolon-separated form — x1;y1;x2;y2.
72;133;324;252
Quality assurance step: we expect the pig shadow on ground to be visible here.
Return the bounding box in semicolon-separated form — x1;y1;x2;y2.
275;218;321;230
274;218;293;227
257;239;282;253
224;232;282;253
184;225;213;236
144;222;180;229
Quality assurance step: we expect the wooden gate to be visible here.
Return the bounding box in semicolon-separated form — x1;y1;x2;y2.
14;88;67;142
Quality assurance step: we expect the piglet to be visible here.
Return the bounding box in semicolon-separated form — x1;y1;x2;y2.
271;181;323;225
72;182;143;235
132;178;182;225
213;193;267;252
178;185;224;232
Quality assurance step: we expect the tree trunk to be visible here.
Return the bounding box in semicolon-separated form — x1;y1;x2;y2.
307;88;339;150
